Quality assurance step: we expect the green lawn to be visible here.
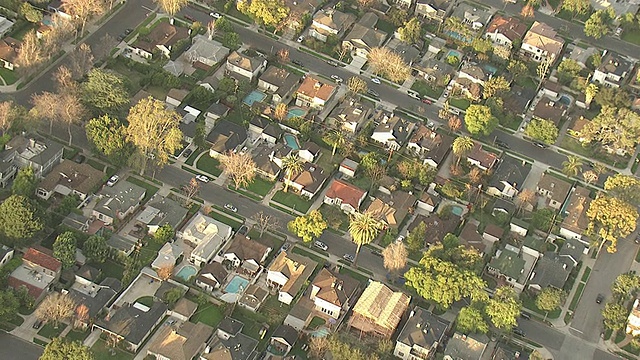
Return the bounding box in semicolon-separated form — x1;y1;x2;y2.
338;266;370;285
196;155;222;177
521;293;561;319
125;176;159;202
449;97;471;110
91;339;134;360
90;259;124;281
246;177;275;197
190;302;225;328
66;329;91;343
559;137;628;169
185;148;204;166
569;283;585;311
145;85;170;101
38;323;67;339
411;80;444;99
136;296;155;307
622;29;640;45
139;238;164;267
0;67;18;85
271;191;313;213
581;267;591;282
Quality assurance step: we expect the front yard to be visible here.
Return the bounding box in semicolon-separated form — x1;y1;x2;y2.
559;137;629;169
91;339;134;360
622;28;640;45
38;323;67;339
0;68;18;85
271;191;313;213
411;80;444;99
448;97;471;110
196;155;222;177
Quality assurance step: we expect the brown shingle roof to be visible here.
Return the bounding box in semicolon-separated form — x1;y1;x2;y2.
562;186;591;233
533;98;567;125
311;268;359;307
226;235;269;263
523;21;564;58
148;321;213;360
537;173;572;205
38;161;104;195
0;37;20;63
133;22;189;53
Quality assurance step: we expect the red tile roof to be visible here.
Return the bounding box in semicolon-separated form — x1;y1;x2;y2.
7;277;46;299
485;15;527;42
23;247;62;273
325;179;366;210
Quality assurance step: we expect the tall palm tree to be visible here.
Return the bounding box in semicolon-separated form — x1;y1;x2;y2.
453;136;475;167
327;129;346;159
349;211;383;266
562;155;583;177
281;155;304;193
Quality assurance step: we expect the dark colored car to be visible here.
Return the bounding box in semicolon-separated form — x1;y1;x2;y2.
33;320;43;329
184;14;196;22
292;59;303;66
117;34;126;41
596;294;604;304
495;140;510;149
182;148;193;158
513;328;525;337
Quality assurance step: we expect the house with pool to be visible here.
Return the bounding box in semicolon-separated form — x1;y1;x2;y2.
223;234;271;275
177;212;233;267
225;50;267;81
258;66;301;104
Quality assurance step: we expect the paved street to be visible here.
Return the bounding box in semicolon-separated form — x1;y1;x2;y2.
0;332;43;360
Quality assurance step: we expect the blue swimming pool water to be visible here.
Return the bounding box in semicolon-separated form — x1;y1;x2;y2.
176;265;197;281
451;205;464;216
559;95;572;106
446;49;463;59
243;90;266;106
225;275;249;293
287;107;307;120
283;134;300;150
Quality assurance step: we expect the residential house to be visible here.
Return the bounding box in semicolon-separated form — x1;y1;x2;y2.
94;302;168;352
36;161;104;200
207;120;248;158
407;125;453;168
342;13;386;58
225;51;266;81
416;192;440;213
415;0;453;22
324;179;367;214
458;62;490;86
186;35;230;68
0;37;20;70
0;245;13;267
503;85;536;115
0;16;14;38
195;262;228;292
248;116;270;139
249;117;283;144
395;0;414;7
528;252;572;290
627;298;640;336
151;242;183;270
284;297;315;331
267;251;317;305
448;4;493;42
484;15;527;49
327;98;372;134
178;212;233;267
567;114;591;142
252;145;281;180
68;278;121;329
147;321;213;360
166;88;189;108
532;97;568;127
444;333;489;360
107;234;137;256
202;318;257;360
558;238;586;267
309;268;360;320
339;158;359;178
205;102;230;124
130;22;189;59
367;191;417;229
560;186;591;243
172;299;199;322
536;173;572;210
371;111;416;151
482;223;504;246
238;284;269;312
387;39;421;66
486;156;532;199
5;136;64;177
466;143;499;171
310;9;356;42
492;198;515;217
75;265;101;286
347;281;411;339
427;37;447;55
0;144;17;188
408;213;461;248
223;235;271;274
284;162;328;198
520;21;565;63
568;45;598;69
257;66;301;104
92;180;146;226
487;245;529;292
177;106;201;143
393;307;452;360
283;0;322;30
47;0;72;18
459;222;489;254
295;76;336;109
592;51;634;88
269;324;299;356
298;141;321;163
510;218;529;237
136;196;188;235
269;144;295;169
8;247;62;302
412;58;455;86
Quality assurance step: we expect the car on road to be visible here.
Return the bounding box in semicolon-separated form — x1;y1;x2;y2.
210;12;222;19
280;243;291;253
422;98;432;104
615;27;623;36
182;148;193;158
372;250;382;257
343;254;355;263
596;293;604;304
297;36;305;43
224;203;237;212
495;139;510;149
195;174;210;183
396;235;405;243
292;59;303;66
106;175;119;187
327;60;339;67
520;313;531;320
117;34;126;41
407;90;421;100
124;28;133;35
443;90;450;98
533;141;548;148
184;14;196;22
371;77;381;84
330;75;343;83
367;89;379;97
513;328;525;337
313;241;328;251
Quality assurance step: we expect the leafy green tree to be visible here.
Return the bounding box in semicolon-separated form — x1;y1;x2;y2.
12;166;37;198
452;136;474;167
482;76;510;99
594;87;631;108
486;286;521;330
40;338;93;360
605;175;640;206
237;0;289;30
154;224;174;244
464;105;497;136
163;287;183;307
581;106;640;155
222;31;240;49
281;155;304;193
507;60;527;80
287;210;327;242
587;195;638;253
457;306;489;334
53;232;77;269
561;0;590;16
562;155;583;177
557;59;582;84
602;302;628;330
82;69;130;115
359;152;380;173
398;17;421;44
584;10;611;39
532;208;555;232
472;37;493;54
387;6;409;26
429;235;484;272
83;235;109;263
86;115;131;165
525;119;559;144
406;222;426;252
611;273;639;298
0;195;43;243
20;2;43;23
0;289;19;321
396;160;435;186
348;211;383;264
536;287;564;319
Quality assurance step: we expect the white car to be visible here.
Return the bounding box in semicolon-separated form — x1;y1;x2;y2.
330;75;343;83
396;235;405;243
314;241;328;251
371;77;381;84
106;175;119;187
195;174;209;183
297;35;304;43
342;254;355;263
210;12;222;19
224;203;237;212
407;90;421;100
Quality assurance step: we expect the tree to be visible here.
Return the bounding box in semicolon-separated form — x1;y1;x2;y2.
581;106;640;154
464;105;497;136
64;0;105;37
347;76;367;95
156;264;174;281
15;30;44;74
0;101;15;136
594;87;631;108
536;56;553;90
582;170;598;184
515;189;535;214
561;0;590;16
584;83;598;108
611;273;639;298
309;336;329;360
382;242;407;275
222;31;240;49
31;92;60;135
587;195;638;253
602;302;628;330
349;211;383;265
36;292;76;327
493;44;511;60
12;166;37;198
281;155;304;192
154;224;174;244
444;16;471;40
482;76;510;99
367;47;410;83
83;69;129;114
86;116;131;165
182;178;200;205
605;175;640;206
452;136;474;167
562;156;583;177
237;0;289;30
457;306;489;334
93;33;118;62
398;17;421;44
126;97;183;175
0;289;19;321
58;92;87;146
74;303;89;329
53;232;77;269
536;287;564;320
326;129;346;158
525;119;559;144
155;0;188;21
557;59;581;84
388;7;409;26
83;235;108;263
0;195;43;242
220;152;257;190
448;116;461;133
584;10;610;39
20;2;43;23
274;103;288;122
521;3;534;17
486;286;521;330
70;43;94;80
507;60;527;80
287;210;327;242
252;212;279;237
405;222;426;252
40;338;93;360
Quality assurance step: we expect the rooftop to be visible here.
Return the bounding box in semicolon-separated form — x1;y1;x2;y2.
325;179;367;210
148;321;213;360
95;301;168;346
489;248;525;280
485;15;528;42
561;186;591;234
296;76;336;102
311;267;360;307
269;251;317;296
444;332;489;360
397;306;451;350
537;173;572;205
523;21;564;57
351;281;411;332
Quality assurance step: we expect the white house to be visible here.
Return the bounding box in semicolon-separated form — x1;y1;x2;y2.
186;35;230;67
323;179;367;214
520;21;564;63
267;252;317;305
309;9;355;42
371;111;416;151
177;213;233;267
309;268;360;319
226;51;266;81
338;158;359;178
92;181;146;226
592;51;633;88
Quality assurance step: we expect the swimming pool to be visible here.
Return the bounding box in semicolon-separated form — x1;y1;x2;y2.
451;205;464;216
224;275;249;294
176;265;197;281
482;64;498;76
283;134;300;150
559;95;572;106
446;49;463;60
287;107;307;120
243;90;267;106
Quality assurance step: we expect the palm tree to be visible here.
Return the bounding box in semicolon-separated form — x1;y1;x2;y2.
562;155;584;177
327;129;346;159
453;136;475;167
349;211;383;266
282;155;304;193
592;162;608;177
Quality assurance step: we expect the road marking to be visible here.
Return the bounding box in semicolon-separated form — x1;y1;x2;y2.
569;327;584;334
142;5;154;12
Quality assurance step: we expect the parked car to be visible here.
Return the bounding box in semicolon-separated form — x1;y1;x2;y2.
182;148;193;158
314;241;328;251
210;12;222;18
422;98;432;104
495;140;510;149
520;313;531;320
371;250;382;257
342;254;355;263
106;175;119;187
33;320;43;329
124;28;133;35
117;34;126;41
195;174;210;183
238;225;249;236
396;235;405;243
533;141;548;148
330;75;343;83
443;90;450;98
224;203;237;212
367;89;379;97
407;90;420;100
292;59;304;66
280;243;291;253
327;60;339;67
371;77;381;84
596;293;604;304
297;35;305;43
184;14;196;22
513;328;525;337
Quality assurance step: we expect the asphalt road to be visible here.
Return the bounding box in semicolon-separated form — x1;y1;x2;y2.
0;332;43;360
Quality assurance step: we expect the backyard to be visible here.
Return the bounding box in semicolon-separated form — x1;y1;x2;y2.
271;191;313;213
190;302;225;328
91;339;134;360
196;155;222;177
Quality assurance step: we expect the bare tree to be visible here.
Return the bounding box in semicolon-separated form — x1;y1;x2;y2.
70;43;94;80
309;336;329;360
252;211;279;237
53;65;78;95
274;103;288;122
521;3;535;17
583;170;598;184
155;0;189;23
347;76;367;95
367;47;410;83
220;152;257;190
42;15;75;56
31;92;60;134
516;189;535;214
382;242;407;275
58;92;87;145
93;33;118;62
74;304;89;329
366;164;386;193
336;44;349;61
0;101;15;136
277;48;289;63
536;56;553;90
182;177;200;205
36;293;76;328
64;0;105;38
448;116;461;133
156;264;174;280
15;30;43;75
